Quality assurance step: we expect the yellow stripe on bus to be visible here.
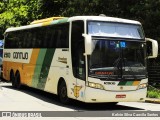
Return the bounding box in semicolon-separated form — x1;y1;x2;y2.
29;49;40;64
24;49;40;86
133;81;140;86
42;21;52;26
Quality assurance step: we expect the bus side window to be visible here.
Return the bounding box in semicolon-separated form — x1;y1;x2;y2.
48;26;55;48
43;27;50;48
25;30;32;48
32;28;42;48
18;31;24;48
60;24;69;48
11;32;18;48
22;30;27;48
36;30;42;48
56;24;69;48
53;27;58;48
4;33;11;48
5;32;14;48
40;27;46;48
31;30;37;48
56;27;62;48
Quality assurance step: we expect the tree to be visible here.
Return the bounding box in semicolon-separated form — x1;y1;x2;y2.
0;0;43;39
0;0;160;42
40;0;68;18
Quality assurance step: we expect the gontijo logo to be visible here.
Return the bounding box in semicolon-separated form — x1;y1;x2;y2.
13;52;28;60
3;49;32;63
4;52;29;60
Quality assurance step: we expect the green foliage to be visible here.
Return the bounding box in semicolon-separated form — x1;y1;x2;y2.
0;0;42;38
147;85;160;98
0;0;160;42
40;0;68;18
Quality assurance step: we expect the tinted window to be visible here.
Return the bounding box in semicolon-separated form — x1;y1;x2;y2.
4;23;69;48
71;20;85;80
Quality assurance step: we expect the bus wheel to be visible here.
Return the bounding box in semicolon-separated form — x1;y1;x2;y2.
15;72;21;89
58;81;70;104
11;72;16;88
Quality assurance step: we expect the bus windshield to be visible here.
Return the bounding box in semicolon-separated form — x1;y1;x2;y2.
88;40;147;80
88;21;144;39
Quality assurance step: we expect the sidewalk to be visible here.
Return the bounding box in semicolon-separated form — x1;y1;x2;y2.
145;98;160;104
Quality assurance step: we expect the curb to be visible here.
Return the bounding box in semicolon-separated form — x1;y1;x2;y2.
145;98;160;104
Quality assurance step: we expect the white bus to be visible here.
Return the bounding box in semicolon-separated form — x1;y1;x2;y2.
3;16;158;104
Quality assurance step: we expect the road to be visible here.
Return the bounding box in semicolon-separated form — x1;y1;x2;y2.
0;80;160;120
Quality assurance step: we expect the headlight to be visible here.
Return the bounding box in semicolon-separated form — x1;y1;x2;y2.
87;82;104;90
137;83;148;89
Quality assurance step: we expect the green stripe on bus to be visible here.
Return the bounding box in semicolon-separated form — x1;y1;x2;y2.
32;49;47;88
51;18;69;25
58;18;69;23
118;81;135;86
125;81;134;86
118;81;127;86
37;48;55;90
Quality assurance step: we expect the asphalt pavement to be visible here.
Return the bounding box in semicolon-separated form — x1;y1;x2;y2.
1;79;160;104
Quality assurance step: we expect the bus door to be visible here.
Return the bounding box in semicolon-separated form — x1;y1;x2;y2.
71;20;86;101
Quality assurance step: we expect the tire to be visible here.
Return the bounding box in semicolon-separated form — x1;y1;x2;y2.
58;81;70;104
15;72;21;89
11;72;16;88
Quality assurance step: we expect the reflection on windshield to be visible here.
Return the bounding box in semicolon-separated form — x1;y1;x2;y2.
88;21;144;39
89;40;146;80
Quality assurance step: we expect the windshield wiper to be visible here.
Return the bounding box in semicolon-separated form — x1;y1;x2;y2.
106;57;122;81
90;64;102;69
123;58;137;79
106;57;138;81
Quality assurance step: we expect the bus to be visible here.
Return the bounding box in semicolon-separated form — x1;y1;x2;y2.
3;16;158;104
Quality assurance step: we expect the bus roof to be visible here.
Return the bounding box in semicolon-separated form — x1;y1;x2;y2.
30;17;66;24
5;16;141;33
68;16;141;25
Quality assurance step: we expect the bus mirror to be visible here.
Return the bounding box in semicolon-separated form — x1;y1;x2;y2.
146;38;158;59
82;34;92;55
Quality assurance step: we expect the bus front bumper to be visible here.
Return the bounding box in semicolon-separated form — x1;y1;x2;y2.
84;87;147;103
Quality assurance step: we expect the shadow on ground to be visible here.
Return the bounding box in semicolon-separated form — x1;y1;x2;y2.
0;80;144;111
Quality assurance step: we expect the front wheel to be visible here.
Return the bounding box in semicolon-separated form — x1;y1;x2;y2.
58;81;70;104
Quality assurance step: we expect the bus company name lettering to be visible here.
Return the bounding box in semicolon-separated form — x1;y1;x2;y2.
4;52;28;60
13;52;28;60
